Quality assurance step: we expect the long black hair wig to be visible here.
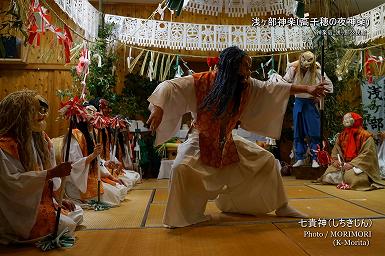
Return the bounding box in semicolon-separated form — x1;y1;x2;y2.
199;46;247;118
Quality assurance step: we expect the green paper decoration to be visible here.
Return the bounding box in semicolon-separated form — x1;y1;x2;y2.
166;0;184;16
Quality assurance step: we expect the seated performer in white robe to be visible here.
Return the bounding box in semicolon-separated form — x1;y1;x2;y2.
102;156;140;189
64;120;127;206
0;91;80;244
147;46;329;227
84;105;140;190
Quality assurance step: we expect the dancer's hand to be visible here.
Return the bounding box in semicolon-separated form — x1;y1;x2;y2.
307;82;329;98
147;105;163;134
343;162;353;171
92;144;102;157
47;162;72;179
331;160;341;168
62;199;76;211
104;160;116;169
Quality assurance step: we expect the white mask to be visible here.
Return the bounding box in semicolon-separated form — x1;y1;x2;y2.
31;95;49;132
85;105;97;121
343;113;354;127
300;51;315;70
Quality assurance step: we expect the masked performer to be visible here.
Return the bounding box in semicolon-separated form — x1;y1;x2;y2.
317;112;385;190
64;117;127;206
283;51;333;168
0;90;79;244
147;46;328;227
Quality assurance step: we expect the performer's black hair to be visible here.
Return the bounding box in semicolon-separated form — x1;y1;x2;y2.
199;46;247;118
117;131;126;157
75;120;94;156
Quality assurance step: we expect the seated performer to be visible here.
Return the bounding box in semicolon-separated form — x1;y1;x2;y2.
317;112;385;190
85;103;140;188
0;90;80;244
64;119;127;206
283;51;333;168
147;46;328;227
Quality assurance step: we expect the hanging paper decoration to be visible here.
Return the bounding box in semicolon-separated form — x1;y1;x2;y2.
180;57;194;75
60;25;73;63
27;0;73;63
162;55;175;81
155;3;167;20
207;57;219;71
54;0;99;40
335;49;357;80
365;51;383;84
112;65;116;76
76;48;90;98
153;53;160;80
293;0;305;18
128;49;145;73
127;47;132;69
27;0;51;47
58;96;88;123
110;116;127;130
174;55;184;78
140;51;149;76
147;52;155;81
91;112;107;129
52;0;385;49
183;0;296;17
93;53;102;67
166;0;185;16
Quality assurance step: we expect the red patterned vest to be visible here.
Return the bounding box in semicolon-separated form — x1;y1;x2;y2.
193;72;250;168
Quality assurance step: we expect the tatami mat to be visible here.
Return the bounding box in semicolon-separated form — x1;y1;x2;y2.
289;197;383;219
81;189;152;229
307;184;385;215
3;176;385;256
146;201;296;227
276;219;385;256
1;224;310;256
152;188;169;203
134;179;169;189
152;185;330;205
146;196;382;227
282;176;313;186
285;185;331;199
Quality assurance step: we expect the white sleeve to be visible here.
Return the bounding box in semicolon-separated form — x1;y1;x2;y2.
283;66;296;83
66;136;90;193
148;76;197;145
99;158;111;176
49;145;62;191
240;78;291;139
0;149;47;239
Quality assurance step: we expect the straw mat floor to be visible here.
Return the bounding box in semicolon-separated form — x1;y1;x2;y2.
2;177;385;256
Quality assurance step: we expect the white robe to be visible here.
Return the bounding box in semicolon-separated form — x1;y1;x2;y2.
148;75;292;227
65;136;126;206
49;144;84;234
0;139;80;244
104;155;140;188
377;140;385;178
283;63;333;98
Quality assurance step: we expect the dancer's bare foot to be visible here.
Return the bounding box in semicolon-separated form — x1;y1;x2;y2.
163;224;176;229
275;203;308;218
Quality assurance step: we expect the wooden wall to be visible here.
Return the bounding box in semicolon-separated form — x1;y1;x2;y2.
0;0;84;138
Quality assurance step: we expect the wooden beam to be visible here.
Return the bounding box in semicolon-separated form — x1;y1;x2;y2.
0;63;72;70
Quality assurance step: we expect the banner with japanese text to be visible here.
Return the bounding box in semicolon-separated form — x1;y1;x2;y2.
361;77;385;133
